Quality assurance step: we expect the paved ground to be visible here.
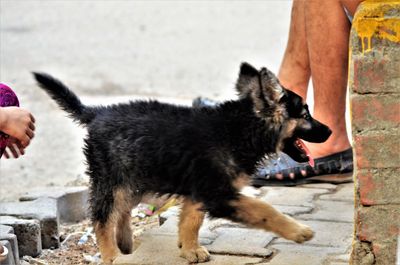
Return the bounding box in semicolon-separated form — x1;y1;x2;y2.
114;183;354;265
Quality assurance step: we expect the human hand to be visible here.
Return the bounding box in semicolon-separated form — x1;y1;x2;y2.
0;107;35;148
3;137;25;159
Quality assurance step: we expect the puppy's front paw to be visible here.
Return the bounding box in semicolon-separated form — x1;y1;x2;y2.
292;224;314;243
277;215;314;243
180;246;210;263
283;222;314;243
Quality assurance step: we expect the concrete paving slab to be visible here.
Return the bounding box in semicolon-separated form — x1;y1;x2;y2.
19;186;89;223
297;200;354;223
259;186;328;207
262;244;344;265
207;227;274;257
319;183;354;202
274;205;313;216
0;198;59;249
113;234;264;265
273;220;353;251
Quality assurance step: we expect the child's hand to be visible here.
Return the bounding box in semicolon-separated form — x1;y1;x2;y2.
0;107;35;148
3;137;25;158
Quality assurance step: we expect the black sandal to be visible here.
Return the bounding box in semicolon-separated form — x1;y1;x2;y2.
252;148;354;187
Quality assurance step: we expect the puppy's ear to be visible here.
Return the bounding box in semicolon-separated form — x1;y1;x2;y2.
259;67;285;103
251;67;286;119
235;62;260;98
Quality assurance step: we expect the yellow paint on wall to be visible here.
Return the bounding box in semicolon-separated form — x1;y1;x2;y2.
353;1;400;53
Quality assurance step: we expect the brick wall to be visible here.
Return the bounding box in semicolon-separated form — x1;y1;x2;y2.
349;1;400;265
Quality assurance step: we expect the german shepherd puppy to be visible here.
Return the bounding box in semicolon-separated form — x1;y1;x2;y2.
34;62;331;264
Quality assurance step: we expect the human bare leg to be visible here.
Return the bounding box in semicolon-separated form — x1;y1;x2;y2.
303;0;357;158
278;0;310;101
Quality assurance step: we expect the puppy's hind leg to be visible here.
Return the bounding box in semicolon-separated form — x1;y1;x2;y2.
116;189;141;254
92;187;138;264
116;212;134;254
94;220;119;265
178;197;210;263
115;189;141;254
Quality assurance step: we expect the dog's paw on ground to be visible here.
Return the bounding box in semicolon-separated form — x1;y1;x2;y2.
180;246;210;263
292;224;314;243
280;217;314;243
284;223;314;243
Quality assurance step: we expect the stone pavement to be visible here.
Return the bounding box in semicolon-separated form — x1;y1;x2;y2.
114;183;354;265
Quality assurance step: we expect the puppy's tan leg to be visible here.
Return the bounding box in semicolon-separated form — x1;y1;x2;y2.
178;198;210;263
94;188;137;264
115;188;139;255
116;211;133;254
94;220;119;264
231;195;314;243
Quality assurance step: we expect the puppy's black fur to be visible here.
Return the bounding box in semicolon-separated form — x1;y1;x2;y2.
34;62;331;263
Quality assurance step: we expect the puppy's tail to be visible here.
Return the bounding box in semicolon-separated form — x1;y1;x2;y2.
33;72;96;125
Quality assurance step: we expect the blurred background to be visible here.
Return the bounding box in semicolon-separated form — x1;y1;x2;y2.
0;1;293;201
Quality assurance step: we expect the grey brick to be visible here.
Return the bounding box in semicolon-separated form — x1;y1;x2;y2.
207;227;273;257
0;225;19;264
19;186;89;223
0;216;42;257
0;198;59;249
0;240;16;265
297;200;354;223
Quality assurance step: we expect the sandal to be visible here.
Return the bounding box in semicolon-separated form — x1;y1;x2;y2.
192;97;218;108
252;148;354;187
